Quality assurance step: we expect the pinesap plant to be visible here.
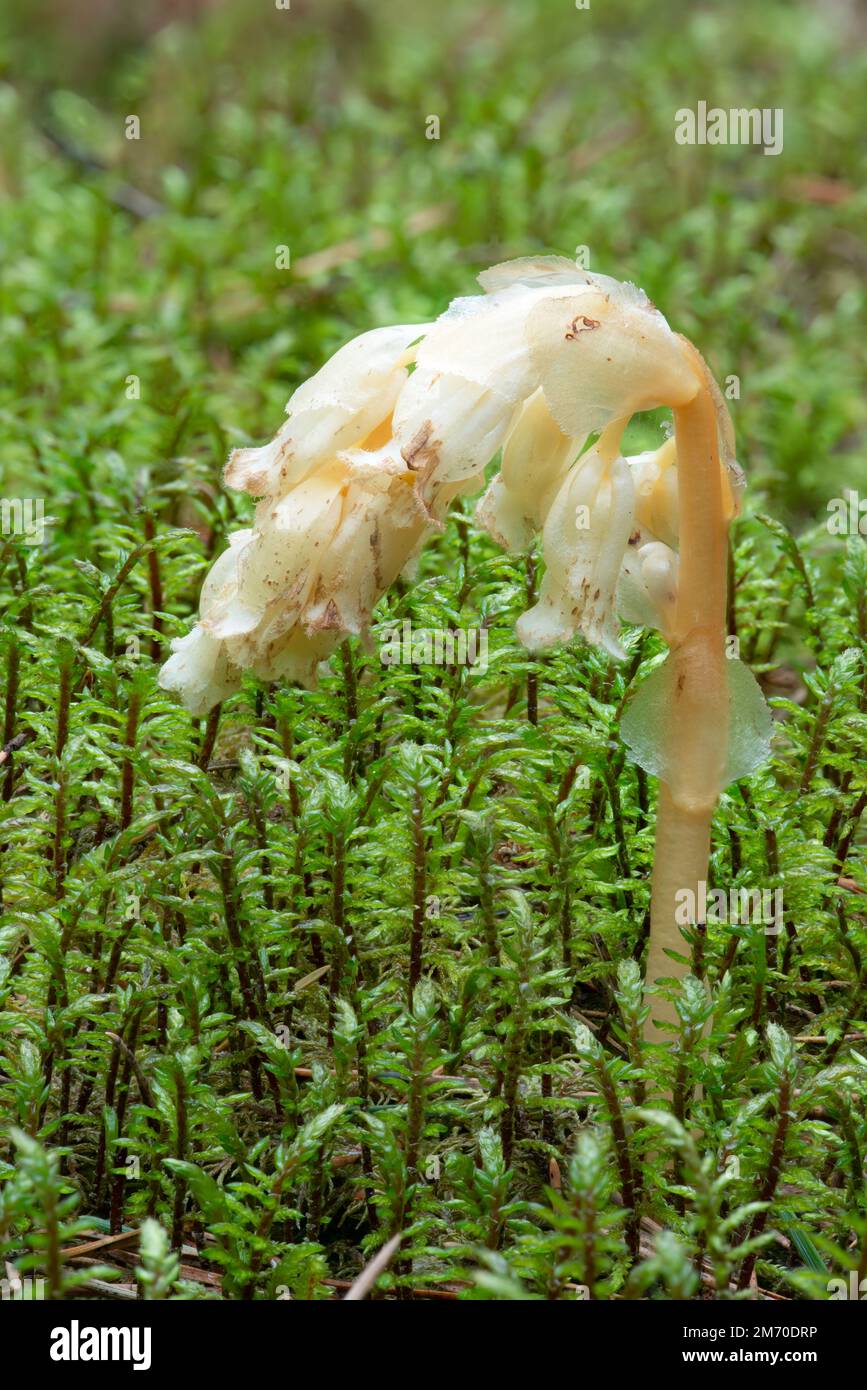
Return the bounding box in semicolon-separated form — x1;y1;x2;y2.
160;255;774;1039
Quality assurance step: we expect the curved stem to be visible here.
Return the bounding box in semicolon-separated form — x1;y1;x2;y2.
644;353;729;1039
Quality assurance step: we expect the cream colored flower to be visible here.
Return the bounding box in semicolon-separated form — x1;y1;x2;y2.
224;323;428;499
393;368;516;498
159;256;740;714
161;324;431;713
617;530;680;638
474;388;579;552
628;438;679;550
158;626;243;718
516;437;637;659
510;430;689;660
159;456;431;711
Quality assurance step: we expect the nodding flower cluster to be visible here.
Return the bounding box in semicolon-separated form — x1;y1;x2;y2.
159;255;742;715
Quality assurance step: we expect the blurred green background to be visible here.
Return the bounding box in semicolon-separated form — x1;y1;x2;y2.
0;0;864;554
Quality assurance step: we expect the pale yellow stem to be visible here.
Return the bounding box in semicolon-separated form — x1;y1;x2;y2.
645;786;713;1037
643;347;729;1040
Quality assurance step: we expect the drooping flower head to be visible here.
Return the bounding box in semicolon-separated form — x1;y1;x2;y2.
160;256;742;714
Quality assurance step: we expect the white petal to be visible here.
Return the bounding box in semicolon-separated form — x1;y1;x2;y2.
287;323;426;413
249;625;340;689
499;387;579;523
302;478;428;636
157;627;242;716
393;368;516;490
477;256;659;311
628;439;679;550
525;289;700;438
416;285;548;403
336;442;412;485
198;529;253;619
474;474;536;553
477;255;590;294
224;323;427;498
205;466;346;638
640;542;679;623
474;390;578;551
617;533;679;635
223;432;291;498
517;450;636;658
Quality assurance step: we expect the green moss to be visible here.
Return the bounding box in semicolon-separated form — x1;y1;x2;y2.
0;0;864;1301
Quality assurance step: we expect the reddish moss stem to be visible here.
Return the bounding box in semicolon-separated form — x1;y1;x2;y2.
119;687;142;832
408;786;426;1002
